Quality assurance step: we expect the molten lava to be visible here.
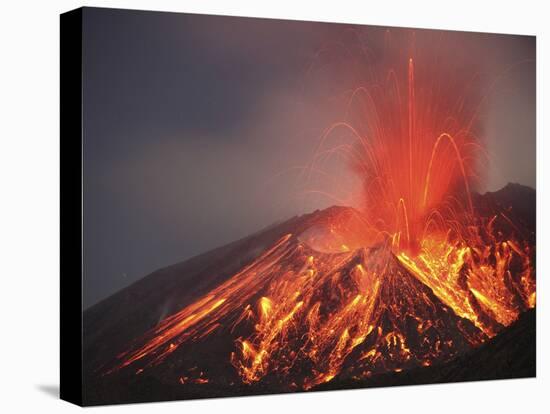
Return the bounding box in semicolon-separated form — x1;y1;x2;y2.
105;50;535;391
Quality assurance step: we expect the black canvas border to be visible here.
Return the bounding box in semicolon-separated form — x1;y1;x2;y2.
60;7;84;406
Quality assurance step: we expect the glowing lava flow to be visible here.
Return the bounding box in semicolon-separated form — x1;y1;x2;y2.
107;209;533;389
109;232;490;388
106;52;535;391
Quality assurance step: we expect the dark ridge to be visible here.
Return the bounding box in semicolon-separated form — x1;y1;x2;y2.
473;183;535;231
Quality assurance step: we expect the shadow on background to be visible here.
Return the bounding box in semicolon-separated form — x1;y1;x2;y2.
36;384;59;399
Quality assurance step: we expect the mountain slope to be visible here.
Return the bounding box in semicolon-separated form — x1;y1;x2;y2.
82;184;535;405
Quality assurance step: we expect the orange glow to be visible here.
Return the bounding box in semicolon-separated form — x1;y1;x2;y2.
106;49;535;391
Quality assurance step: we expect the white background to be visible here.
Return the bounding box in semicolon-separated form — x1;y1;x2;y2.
0;0;547;412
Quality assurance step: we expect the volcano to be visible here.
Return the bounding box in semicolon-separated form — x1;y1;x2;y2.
82;183;535;405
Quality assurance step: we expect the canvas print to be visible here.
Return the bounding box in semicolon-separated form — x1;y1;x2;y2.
70;7;536;405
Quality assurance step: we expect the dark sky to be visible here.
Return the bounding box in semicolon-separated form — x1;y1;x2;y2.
82;7;535;309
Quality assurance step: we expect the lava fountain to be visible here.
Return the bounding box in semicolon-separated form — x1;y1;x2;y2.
313;50;484;254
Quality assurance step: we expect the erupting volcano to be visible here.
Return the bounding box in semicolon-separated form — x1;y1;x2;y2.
83;44;536;405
